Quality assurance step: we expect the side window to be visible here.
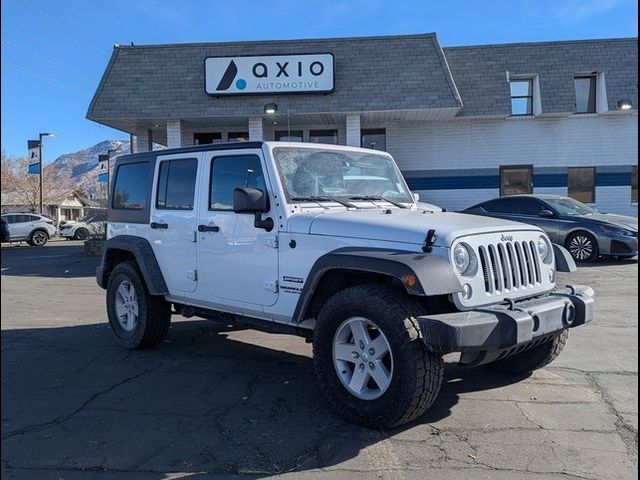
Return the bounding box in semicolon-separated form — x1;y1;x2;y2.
156;158;198;210
112;162;150;210
500;165;533;196
28;215;41;222
4;215;16;224
15;215;29;223
515;198;544;216
568;167;595;203
210;155;267;211
484;199;515;214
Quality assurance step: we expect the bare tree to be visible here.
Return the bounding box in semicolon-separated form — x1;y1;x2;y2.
1;151;54;212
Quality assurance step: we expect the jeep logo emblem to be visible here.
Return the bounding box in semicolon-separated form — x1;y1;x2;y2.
501;234;514;242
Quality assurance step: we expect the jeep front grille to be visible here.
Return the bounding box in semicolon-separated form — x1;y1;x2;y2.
478;240;541;295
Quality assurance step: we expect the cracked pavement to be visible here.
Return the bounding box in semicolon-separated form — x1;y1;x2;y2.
1;241;637;479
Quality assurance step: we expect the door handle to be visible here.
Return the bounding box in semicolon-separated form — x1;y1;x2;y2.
150;222;168;229
198;224;220;233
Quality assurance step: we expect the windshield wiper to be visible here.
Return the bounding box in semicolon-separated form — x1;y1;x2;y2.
291;196;357;208
348;195;409;209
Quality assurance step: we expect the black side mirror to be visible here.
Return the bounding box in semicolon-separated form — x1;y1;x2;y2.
539;209;555;218
233;188;273;231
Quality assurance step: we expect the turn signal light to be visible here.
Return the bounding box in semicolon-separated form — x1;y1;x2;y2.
403;274;417;288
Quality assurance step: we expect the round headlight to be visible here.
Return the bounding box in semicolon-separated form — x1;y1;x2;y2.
537;236;552;264
453;243;477;276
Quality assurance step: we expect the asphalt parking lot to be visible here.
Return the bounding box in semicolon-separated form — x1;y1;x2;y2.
1;241;638;479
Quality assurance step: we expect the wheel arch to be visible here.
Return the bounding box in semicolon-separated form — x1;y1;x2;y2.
563;228;598;248
97;235;168;295
292;247;462;324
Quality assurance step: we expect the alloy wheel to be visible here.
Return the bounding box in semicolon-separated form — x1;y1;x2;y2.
114;280;139;332
569;235;594;261
332;316;394;400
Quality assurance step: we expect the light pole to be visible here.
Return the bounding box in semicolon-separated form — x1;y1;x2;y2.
38;132;55;215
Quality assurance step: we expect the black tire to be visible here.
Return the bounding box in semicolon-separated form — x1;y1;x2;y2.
106;261;170;349
488;330;569;374
74;228;89;240
566;231;598;263
28;229;49;247
313;284;444;429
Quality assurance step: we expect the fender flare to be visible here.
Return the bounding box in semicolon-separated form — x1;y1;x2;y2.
96;235;168;295
292;247;462;323
553;243;577;273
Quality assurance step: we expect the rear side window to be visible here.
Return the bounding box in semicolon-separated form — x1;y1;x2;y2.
156;158;198;210
482;199;514;213
28;215;41;222
112;162;150;210
210;155;267;210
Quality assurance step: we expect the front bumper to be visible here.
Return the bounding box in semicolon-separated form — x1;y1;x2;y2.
599;234;638;257
418;285;594;365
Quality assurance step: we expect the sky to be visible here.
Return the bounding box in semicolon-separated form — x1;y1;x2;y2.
1;0;638;163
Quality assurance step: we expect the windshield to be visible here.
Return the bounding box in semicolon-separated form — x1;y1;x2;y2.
545;197;599;216
272;147;413;203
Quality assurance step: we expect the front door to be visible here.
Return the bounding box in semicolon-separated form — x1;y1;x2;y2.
196;150;279;307
148;154;199;293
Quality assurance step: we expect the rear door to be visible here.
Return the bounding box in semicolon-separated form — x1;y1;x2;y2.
148;154;200;293
13;215;33;240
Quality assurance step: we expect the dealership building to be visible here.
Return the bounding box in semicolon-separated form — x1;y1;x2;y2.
87;34;638;215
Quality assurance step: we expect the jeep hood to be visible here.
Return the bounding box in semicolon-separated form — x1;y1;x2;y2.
288;209;542;247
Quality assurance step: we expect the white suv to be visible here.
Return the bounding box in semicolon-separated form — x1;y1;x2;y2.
97;142;595;428
1;213;57;246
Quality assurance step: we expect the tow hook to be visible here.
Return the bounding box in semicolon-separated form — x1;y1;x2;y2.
563;303;576;326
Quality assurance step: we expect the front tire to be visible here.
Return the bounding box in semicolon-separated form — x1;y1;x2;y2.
106;262;170;349
28;230;49;247
74;228;89;240
313;284;443;429
488;330;569;374
566;231;598;263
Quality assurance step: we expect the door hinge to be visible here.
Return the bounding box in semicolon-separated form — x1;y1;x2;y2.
264;280;279;293
187;270;198;281
193;231;197;242
265;237;279;249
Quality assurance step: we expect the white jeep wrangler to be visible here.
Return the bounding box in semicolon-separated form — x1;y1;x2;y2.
97;142;594;429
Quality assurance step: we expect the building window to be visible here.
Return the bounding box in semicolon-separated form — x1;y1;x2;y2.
500;165;533;196
632;166;638;203
309;129;338;144
194;132;222;145
209;155;267;210
361;129;386;151
574;75;597;113
156;158;198;210
228;132;249;142
568;167;595;203
510;79;533;115
112;162;150;210
275;130;303;142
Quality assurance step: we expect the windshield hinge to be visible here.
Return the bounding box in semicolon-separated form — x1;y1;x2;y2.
265;237;279;249
423;229;437;253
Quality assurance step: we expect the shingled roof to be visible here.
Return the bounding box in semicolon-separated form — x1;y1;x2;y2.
444;37;637;117
87;33;462;129
87;34;638;132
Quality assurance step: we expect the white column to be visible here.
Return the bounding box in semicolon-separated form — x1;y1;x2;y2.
249;117;264;141
346;114;361;147
135;131;150;152
166;119;183;148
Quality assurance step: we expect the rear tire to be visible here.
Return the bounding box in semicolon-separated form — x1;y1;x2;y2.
488;330;569;374
28;229;49;247
106;261;170;349
313;284;444;429
566;231;598;263
74;228;89;240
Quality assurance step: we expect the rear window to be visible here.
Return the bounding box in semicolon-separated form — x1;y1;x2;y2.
112;162;150;210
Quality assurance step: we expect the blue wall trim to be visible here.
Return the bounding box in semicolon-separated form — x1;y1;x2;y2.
402;167;633;191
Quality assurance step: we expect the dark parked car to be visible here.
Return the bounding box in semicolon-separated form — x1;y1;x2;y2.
1;217;9;243
464;194;638;262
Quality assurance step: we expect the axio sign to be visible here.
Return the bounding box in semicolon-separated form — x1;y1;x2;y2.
205;54;334;95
